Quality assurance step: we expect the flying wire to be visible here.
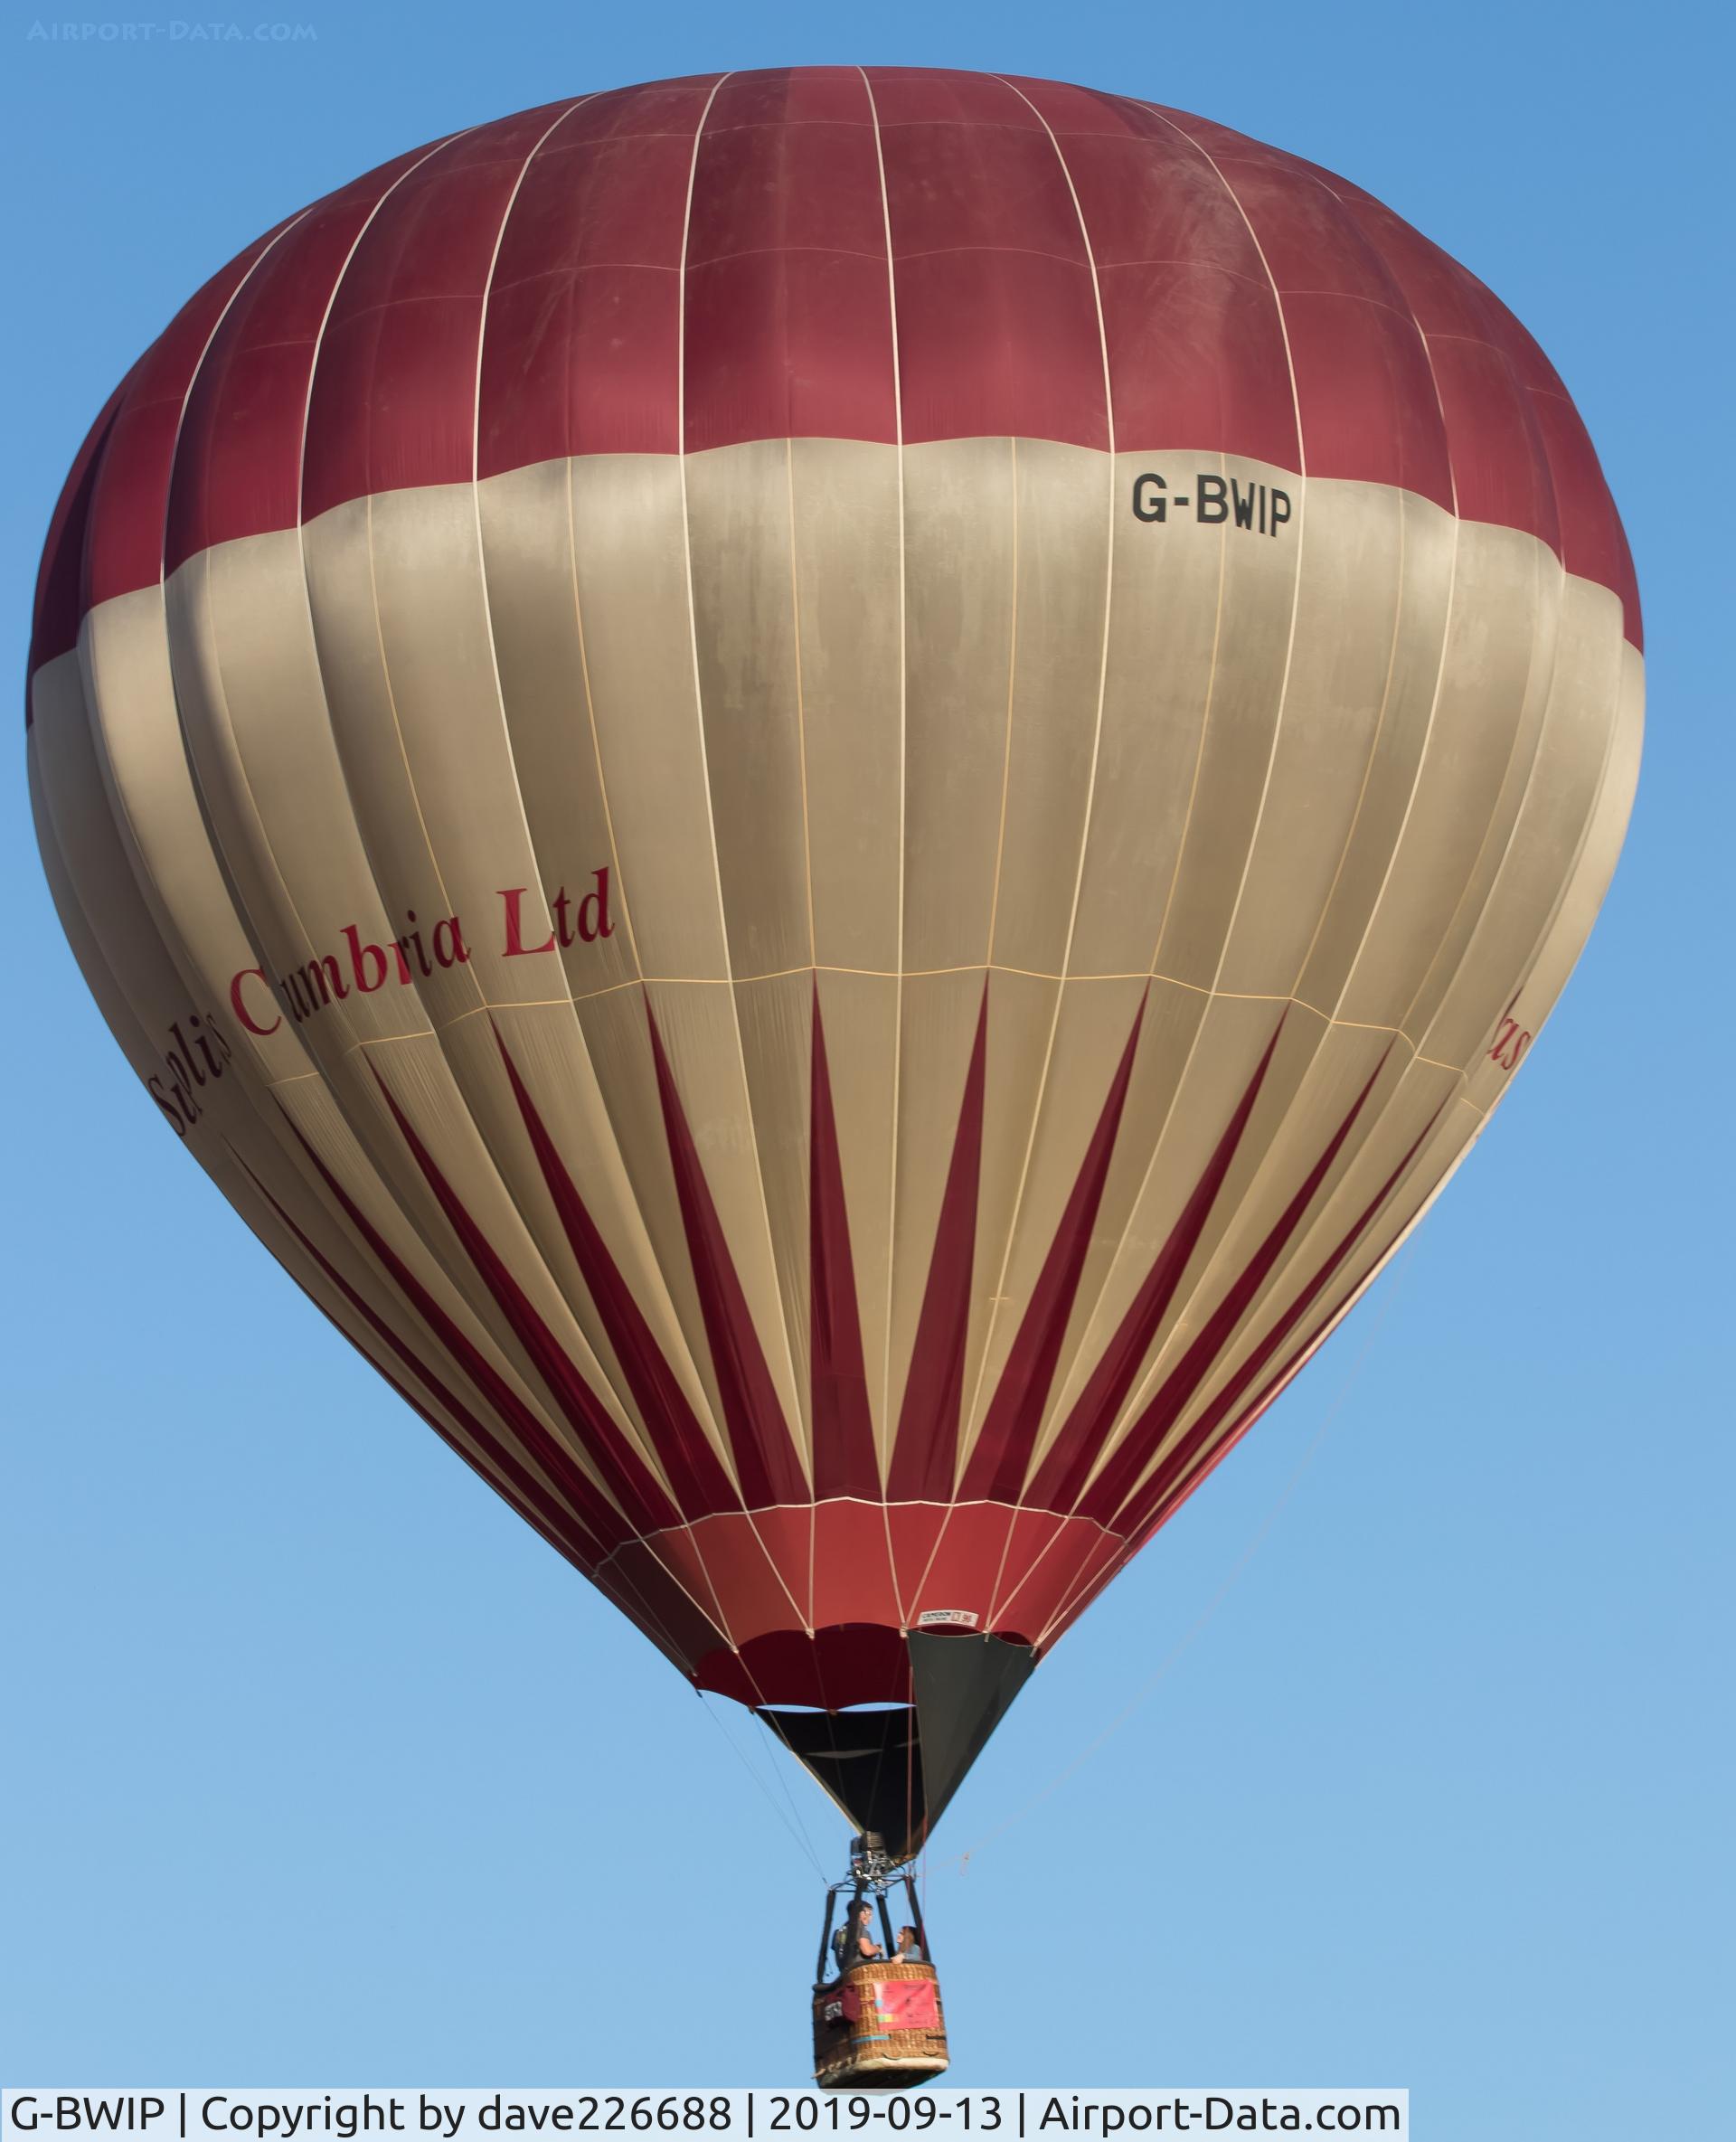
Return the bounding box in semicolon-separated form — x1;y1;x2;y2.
697;1687;827;1877
930;1242;1415;1872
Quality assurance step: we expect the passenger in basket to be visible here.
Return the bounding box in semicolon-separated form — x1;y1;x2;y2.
844;1901;883;1962
895;1926;926;1964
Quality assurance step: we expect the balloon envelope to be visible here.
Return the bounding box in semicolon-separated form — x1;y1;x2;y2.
29;69;1641;1854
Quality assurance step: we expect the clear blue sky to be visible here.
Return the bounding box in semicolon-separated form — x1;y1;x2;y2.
4;0;1729;2128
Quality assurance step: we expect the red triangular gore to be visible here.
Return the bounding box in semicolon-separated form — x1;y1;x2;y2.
1027;1020;1284;1512
646;1000;808;1509
810;986;882;1499
1117;1101;1448;1542
494;1024;739;1520
961;992;1147;1504
887;982;990;1503
369;1066;680;1536
271;1111;635;1554
1077;1052;1391;1526
236;1146;608;1572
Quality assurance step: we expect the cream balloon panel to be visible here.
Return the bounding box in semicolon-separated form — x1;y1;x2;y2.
880;458;1609;1482
27;647;618;1562
1027;602;1636;1520
73;590;310;1093
1132;467;1299;997
1432;610;1641;1100
1495;643;1642;1062
175;514;737;1473
1343;572;1618;1047
29;658;203;1107
164;539;388;1068
476;438;1109;1476
894;437;1020;977
781;447;907;977
1216;483;1458;1005
1313;532;1549;1033
471;452;810;1455
161;502;748;1497
157;531;681;1507
31;611;654;1547
1060;610;1641;1538
486;447;893;1465
540;453;733;983
937;458;1402;1471
967;440;1115;983
864;445;1275;1459
33;429;1637;1537
1028;543;1611;1507
300;487;573;1019
161;532;643;1483
683;441;821;980
161;526;510;1277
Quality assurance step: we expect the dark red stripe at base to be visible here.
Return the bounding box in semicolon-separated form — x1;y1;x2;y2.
605;1497;1121;1704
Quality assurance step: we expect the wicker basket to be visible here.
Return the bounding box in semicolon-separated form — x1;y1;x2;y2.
811;1959;949;2090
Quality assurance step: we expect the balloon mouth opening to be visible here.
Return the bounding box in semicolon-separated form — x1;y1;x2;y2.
773;1703;908;1717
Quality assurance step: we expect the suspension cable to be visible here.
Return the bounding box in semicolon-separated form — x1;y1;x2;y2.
697;1688;826;1876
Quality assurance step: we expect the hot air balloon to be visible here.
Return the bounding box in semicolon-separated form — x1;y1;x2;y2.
28;67;1639;2088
